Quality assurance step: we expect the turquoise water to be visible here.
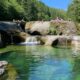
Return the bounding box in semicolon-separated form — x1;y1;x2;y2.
0;45;80;80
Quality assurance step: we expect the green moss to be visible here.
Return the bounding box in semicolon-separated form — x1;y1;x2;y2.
6;64;17;80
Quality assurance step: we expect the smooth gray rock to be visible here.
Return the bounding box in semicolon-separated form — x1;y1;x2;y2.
0;61;8;75
0;61;8;67
0;68;5;75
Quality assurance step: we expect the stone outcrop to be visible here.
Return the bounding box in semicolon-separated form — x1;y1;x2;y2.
0;21;28;47
0;61;8;75
72;36;80;47
39;36;72;47
0;33;3;47
25;21;77;36
25;21;50;35
0;30;11;47
0;20;77;47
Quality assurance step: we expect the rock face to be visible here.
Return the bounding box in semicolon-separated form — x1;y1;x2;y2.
0;22;22;31
39;36;72;47
0;21;77;47
25;21;50;35
0;21;28;47
0;30;10;47
72;36;80;47
25;21;77;36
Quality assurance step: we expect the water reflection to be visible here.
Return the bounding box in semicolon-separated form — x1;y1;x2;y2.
29;59;72;80
0;46;79;80
72;58;80;80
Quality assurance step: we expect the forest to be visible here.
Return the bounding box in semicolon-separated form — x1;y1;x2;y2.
67;0;80;34
68;0;80;22
0;0;67;21
0;0;79;23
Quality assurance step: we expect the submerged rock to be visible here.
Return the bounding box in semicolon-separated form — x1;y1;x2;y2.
39;36;72;47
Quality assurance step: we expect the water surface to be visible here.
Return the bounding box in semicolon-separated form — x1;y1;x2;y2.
0;45;80;80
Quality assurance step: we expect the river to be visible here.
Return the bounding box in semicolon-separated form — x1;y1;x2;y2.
0;45;80;80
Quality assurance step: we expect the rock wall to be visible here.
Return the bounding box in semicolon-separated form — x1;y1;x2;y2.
0;22;28;47
39;36;72;47
25;21;50;35
0;21;77;47
25;21;77;36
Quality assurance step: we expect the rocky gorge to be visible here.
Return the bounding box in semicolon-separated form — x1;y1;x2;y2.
0;20;78;47
0;20;79;79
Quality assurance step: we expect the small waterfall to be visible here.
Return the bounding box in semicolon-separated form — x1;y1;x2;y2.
25;37;37;42
20;36;40;45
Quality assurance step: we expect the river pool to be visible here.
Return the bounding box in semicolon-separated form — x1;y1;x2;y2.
0;45;80;80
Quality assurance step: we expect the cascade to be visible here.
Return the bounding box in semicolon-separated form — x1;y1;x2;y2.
20;36;40;45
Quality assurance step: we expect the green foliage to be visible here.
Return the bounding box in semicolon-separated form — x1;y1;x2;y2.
0;0;67;21
67;0;80;22
0;0;25;20
67;0;80;35
49;8;67;20
49;28;57;35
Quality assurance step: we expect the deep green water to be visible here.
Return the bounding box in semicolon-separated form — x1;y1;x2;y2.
0;45;80;80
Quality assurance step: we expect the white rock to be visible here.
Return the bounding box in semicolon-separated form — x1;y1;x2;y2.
0;68;5;75
0;61;8;67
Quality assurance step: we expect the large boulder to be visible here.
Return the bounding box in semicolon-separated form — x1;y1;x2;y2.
13;32;29;43
50;21;77;35
0;22;28;46
25;21;77;36
39;36;72;47
0;22;22;32
25;21;50;35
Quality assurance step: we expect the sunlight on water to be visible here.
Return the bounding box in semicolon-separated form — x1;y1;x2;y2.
0;45;80;80
29;59;72;80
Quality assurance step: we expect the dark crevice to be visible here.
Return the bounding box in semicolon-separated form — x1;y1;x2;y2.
51;39;59;47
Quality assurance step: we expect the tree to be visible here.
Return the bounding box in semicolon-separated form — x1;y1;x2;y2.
67;0;80;22
0;0;67;21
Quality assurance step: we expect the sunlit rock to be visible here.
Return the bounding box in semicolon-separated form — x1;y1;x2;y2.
40;36;72;47
0;68;5;75
71;36;80;56
0;61;8;75
25;21;77;36
25;21;50;35
0;61;8;67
